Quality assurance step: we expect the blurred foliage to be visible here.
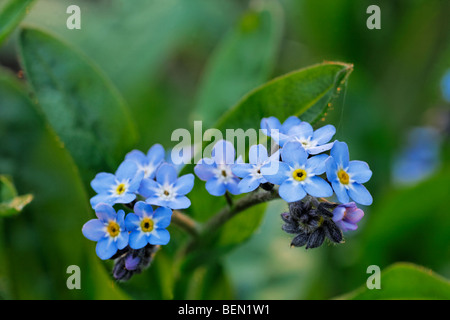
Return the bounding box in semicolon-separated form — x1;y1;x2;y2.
0;0;449;300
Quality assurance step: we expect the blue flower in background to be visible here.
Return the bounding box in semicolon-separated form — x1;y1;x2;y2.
125;144;165;180
392;127;441;185
261;141;333;202
90;160;144;208
139;163;194;209
82;203;129;260
326;141;373;205
232;144;279;193
194;140;241;196
260;116;302;147
332;202;364;231
125;201;172;249
441;69;450;102
284;122;336;155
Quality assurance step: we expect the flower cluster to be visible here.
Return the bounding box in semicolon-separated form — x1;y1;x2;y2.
194;115;372;248
82;144;194;280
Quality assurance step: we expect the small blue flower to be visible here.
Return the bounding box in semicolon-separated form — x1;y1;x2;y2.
194;140;241;196
139;163;194;209
332;202;364;231
284;121;336;155
232;144;279;193
125;201;172;249
125;144;165;180
90;160;144;208
260;116;302;147
82;203;129;260
326;141;373;205
261;141;333;202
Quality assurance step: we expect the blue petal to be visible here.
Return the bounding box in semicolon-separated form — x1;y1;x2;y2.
332;206;346;222
96;238;117;260
94;203;117;222
174;174;195;195
348;160;372;184
116;231;129;250
287;121;314;139
145;196;166;207
115;193;136;205
133;201;153;218
260;117;282;135
138;178;159;198
212;140;235;165
249;144;269;164
153;207;172;229
147;144;165;166
307;142;335;155
261;161;290;185
91;173;115;193
337;220;358;231
332;180;349;204
128;170;144;193
306;154;329;175
125;150;148;166
232;163;253;178
330;141;349;168
148;229;170;245
281;116;302;133
225;178;242;195
167;196;191;210
325;156;338;182
194;160;216;181
115;160;138;181
348;183;373;206
90;194;115;209
238;176;261;193
303;176;333;197
312;124;336;145
156;163;178;185
129;231;148;250
281;141;307;167
279;180;307;203
82;219;106;241
205;178;227;196
125;213;140;231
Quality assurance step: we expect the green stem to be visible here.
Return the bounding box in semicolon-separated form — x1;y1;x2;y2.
171;210;201;238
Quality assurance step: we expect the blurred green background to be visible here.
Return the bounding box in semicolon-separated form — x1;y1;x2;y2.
0;0;449;299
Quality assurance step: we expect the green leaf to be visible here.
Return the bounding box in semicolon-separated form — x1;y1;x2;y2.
0;0;35;45
18;27;137;177
194;1;283;127
0;175;33;217
338;263;450;300
215;61;353;132
0;70;128;299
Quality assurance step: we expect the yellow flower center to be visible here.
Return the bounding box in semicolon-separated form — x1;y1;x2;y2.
106;221;120;237
116;183;126;195
292;168;307;182
338;169;350;185
140;217;154;233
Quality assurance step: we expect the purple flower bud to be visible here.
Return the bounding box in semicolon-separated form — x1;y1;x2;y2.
332;202;364;232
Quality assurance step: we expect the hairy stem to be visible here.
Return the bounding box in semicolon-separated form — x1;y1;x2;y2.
171;210;201;238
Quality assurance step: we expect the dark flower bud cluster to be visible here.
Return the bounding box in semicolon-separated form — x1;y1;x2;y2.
281;197;344;249
111;244;160;281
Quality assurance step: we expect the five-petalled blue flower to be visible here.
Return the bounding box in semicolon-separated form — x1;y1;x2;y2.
90;160;144;208
139;163;194;209
82;203;129;260
125;201;172;249
326;141;373;205
261;141;333;202
194;140;241;196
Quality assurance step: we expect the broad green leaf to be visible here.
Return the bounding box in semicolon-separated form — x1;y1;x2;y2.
18;27;137;177
338;263;450;300
0;175;33;217
215;61;353;131
194;1;283;127
0;70;128;299
0;0;35;45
